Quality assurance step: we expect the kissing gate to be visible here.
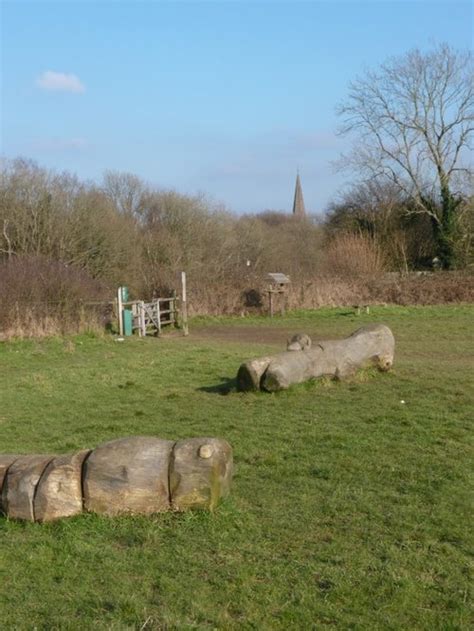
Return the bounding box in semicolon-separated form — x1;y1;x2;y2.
117;272;189;337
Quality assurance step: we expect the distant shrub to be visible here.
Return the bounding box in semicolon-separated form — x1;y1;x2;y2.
0;256;111;339
323;233;386;278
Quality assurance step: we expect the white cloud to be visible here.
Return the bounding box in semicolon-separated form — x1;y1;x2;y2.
36;70;85;93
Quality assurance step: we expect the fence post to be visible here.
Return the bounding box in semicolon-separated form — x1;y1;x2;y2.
140;301;146;337
181;271;189;336
172;290;179;328
117;287;123;336
156;299;162;336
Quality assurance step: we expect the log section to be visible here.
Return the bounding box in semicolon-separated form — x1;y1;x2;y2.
237;324;395;392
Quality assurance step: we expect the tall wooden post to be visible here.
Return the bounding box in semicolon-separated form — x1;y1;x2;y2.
117;287;123;336
156;299;161;336
172;290;179;328
139;301;146;337
181;271;189;336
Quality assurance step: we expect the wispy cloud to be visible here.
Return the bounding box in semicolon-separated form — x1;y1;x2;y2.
36;70;85;93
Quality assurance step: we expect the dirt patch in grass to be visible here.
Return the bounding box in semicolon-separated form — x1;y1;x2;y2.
191;324;300;347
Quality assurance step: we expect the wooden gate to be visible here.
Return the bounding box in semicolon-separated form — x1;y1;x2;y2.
117;273;189;338
122;296;179;337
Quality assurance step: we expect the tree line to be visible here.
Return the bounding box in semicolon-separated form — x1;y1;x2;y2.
0;43;472;326
0;159;325;301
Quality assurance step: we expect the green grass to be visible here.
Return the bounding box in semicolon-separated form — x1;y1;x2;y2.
0;305;473;629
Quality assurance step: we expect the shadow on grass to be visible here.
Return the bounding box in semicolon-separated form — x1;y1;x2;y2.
198;376;237;395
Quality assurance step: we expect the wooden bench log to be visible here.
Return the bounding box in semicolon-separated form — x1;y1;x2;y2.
0;435;233;522
237;324;395;392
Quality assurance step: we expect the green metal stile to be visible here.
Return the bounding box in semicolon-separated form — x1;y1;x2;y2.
122;309;133;336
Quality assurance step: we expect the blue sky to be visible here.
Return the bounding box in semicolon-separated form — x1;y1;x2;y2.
1;0;473;214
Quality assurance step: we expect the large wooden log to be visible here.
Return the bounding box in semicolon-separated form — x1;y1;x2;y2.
0;435;233;522
83;436;174;516
170;438;233;511
34;450;91;522
237;324;395;392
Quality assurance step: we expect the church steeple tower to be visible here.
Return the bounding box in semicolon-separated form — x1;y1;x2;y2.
292;171;306;217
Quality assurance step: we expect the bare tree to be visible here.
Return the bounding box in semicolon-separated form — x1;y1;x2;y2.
337;43;474;268
102;170;147;217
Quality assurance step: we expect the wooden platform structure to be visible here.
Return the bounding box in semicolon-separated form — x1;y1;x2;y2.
267;273;290;317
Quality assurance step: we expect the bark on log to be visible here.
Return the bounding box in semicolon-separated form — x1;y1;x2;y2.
34;450;91;522
170;438;233;511
83;436;174;516
237;324;395;392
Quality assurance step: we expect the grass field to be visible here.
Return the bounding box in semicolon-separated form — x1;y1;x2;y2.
0;305;472;630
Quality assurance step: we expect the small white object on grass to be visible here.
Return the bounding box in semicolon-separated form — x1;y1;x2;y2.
400;400;406;404
115;337;125;342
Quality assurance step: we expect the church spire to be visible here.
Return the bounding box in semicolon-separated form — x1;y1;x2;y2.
292;170;306;217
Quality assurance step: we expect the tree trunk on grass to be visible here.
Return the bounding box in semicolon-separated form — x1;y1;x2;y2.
237;324;395;392
0;436;233;522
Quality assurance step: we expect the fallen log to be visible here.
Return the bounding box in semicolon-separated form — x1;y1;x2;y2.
0;435;233;522
237;324;395;392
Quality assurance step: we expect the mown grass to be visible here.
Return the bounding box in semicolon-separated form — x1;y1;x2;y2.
0;305;472;630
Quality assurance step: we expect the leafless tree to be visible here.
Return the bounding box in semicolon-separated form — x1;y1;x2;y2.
337;43;474;268
102;170;147;217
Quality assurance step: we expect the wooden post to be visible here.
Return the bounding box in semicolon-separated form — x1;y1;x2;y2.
181;272;189;336
269;290;274;318
117;287;123;336
131;302;138;333
140;301;146;337
156;299;161;336
172;290;179;328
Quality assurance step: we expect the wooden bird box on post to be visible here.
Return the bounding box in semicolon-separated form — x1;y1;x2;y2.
267;273;290;317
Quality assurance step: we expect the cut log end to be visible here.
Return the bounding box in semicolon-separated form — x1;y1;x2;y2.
237;356;272;392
